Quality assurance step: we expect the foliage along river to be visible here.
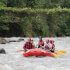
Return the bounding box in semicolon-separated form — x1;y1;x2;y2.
0;37;70;70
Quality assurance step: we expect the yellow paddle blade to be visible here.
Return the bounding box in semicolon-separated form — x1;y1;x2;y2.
16;50;24;52
52;53;58;58
59;50;67;53
56;51;63;55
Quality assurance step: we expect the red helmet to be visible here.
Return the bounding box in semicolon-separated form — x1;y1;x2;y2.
46;39;49;42
50;40;54;43
28;38;31;40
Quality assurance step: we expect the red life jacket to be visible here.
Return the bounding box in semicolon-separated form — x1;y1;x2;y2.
52;44;55;49
45;45;49;50
23;42;34;49
39;40;44;46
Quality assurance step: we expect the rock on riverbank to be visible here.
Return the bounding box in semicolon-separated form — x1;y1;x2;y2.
0;38;24;44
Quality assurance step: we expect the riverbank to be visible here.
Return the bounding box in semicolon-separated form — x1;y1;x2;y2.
0;37;24;44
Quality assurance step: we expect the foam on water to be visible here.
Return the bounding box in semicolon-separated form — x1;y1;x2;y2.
0;37;70;70
0;64;12;70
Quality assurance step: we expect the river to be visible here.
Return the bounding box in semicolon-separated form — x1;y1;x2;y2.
0;37;70;70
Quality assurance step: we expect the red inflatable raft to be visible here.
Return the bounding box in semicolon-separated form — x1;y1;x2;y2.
23;49;52;57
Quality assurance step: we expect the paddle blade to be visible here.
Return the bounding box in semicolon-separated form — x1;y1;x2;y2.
56;51;63;55
52;53;58;58
59;50;67;53
16;50;24;52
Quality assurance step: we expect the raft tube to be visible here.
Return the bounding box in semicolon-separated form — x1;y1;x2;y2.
23;49;52;57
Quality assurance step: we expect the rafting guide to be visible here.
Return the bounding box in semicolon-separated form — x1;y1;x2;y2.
37;36;44;49
23;38;35;52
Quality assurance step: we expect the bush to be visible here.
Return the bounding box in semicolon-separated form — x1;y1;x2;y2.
0;7;70;37
0;2;6;7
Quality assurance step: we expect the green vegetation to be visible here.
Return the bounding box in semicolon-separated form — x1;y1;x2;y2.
0;0;70;37
6;0;70;9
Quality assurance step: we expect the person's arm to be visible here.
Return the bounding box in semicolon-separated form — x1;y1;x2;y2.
52;44;55;50
49;47;52;50
32;44;35;48
23;43;27;50
23;43;29;52
44;45;48;49
52;46;55;50
49;46;55;51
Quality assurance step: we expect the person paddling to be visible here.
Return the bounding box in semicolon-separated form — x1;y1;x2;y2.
37;36;44;49
31;39;35;48
49;40;55;52
44;39;50;50
23;38;35;52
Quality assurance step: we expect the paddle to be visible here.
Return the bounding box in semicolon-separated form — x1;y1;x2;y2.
55;51;63;55
49;50;66;58
46;50;59;58
58;50;67;53
51;53;58;58
16;50;24;52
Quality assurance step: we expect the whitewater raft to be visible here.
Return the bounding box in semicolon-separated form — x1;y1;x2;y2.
23;49;52;57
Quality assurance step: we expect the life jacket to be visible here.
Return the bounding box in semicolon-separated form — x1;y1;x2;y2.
52;44;55;49
45;45;49;50
23;42;33;49
45;43;49;50
39;40;44;46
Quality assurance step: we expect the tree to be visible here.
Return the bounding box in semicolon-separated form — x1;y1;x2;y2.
7;0;26;8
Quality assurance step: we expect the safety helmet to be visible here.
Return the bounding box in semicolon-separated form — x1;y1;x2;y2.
28;38;32;40
46;39;49;42
50;40;54;43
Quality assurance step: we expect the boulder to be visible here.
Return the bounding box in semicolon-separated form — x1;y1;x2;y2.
0;38;10;44
0;38;6;44
0;38;24;44
18;38;24;42
0;48;6;54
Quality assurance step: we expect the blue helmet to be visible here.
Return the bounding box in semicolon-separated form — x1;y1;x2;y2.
39;36;42;39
